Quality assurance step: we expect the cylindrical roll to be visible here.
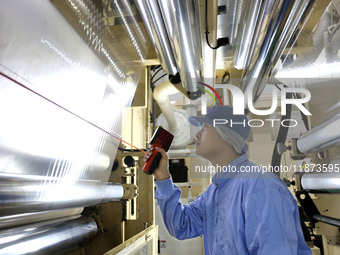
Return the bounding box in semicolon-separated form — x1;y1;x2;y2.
0;207;84;230
0;181;124;216
301;172;340;193
0;216;97;254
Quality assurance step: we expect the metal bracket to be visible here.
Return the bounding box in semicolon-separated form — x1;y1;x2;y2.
121;184;137;200
289;138;306;160
295;190;320;228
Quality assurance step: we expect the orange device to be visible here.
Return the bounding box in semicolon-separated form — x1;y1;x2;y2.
142;126;174;175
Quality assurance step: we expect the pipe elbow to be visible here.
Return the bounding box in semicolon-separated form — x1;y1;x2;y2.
153;81;179;103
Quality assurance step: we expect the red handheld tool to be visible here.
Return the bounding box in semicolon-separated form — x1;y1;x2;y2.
142;126;174;175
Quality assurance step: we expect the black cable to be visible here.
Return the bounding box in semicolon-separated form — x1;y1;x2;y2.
204;0;229;50
221;71;230;84
151;65;161;71
152;74;167;85
204;0;217;49
151;72;167;133
293;92;309;130
271;85;292;177
205;31;220;50
118;146;147;152
274;84;281;91
150;68;158;133
151;68;163;82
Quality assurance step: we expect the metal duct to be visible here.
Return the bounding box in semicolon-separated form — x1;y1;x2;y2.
0;181;124;216
233;0;262;69
216;0;246;46
230;0;246;45
0;208;83;230
153;80;179;133
157;0;202;97
240;0;314;106
296;113;340;154
134;0;177;75
0;216;97;254
301;172;340;193
276;4;331;73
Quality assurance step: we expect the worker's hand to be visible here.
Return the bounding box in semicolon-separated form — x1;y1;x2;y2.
144;146;170;181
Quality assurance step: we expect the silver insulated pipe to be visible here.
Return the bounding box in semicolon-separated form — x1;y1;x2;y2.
239;0;315;106
157;0;202;97
0;216;97;254
297;113;340;154
134;0;177;75
233;0;262;69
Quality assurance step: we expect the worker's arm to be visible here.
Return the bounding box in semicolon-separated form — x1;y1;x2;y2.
243;187;312;255
144;147;204;240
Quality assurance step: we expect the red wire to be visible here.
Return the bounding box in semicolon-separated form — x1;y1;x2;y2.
0;71;147;155
197;81;223;105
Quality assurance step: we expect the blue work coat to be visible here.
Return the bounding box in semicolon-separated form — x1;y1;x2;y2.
155;154;312;254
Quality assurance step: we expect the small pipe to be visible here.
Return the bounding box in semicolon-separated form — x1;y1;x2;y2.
313;214;340;228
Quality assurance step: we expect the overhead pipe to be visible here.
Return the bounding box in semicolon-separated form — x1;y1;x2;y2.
229;0;246;45
0;216;97;254
275;4;333;82
157;0;202;98
240;0;315;107
240;0;281;73
0;181;124;216
233;0;262;69
134;0;177;75
297;113;340;154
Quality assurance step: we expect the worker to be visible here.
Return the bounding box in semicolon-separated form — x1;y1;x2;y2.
144;105;311;255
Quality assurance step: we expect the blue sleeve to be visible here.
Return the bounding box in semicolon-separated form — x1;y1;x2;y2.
243;188;312;255
155;176;204;240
